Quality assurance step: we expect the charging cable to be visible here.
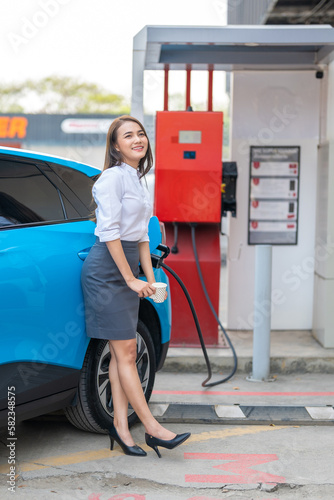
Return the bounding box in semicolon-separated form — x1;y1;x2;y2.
156;227;238;387
190;224;238;386
171;222;179;254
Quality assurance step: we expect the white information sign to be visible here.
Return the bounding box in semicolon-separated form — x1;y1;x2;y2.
250;200;297;220
250;178;298;200
248;146;300;245
251;161;299;177
250;221;297;232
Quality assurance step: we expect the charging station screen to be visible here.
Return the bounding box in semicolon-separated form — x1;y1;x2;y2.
179;131;202;144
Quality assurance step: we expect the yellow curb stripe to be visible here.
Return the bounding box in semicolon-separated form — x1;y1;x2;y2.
186;425;287;444
0;448;119;474
0;425;288;474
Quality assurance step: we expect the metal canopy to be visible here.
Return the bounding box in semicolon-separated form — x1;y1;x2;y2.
134;25;334;71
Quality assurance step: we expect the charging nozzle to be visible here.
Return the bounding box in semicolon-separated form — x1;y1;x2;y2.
151;243;170;269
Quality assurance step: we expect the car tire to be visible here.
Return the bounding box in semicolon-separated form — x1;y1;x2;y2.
64;320;156;434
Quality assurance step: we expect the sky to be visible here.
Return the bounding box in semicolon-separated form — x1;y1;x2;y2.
0;0;228;112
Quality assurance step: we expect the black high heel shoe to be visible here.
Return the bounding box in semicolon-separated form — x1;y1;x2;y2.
108;423;147;457
145;432;191;458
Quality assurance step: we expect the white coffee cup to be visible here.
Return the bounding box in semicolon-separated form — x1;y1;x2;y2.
150;282;167;303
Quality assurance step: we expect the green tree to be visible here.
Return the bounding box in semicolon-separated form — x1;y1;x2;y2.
0;83;25;113
0;76;130;114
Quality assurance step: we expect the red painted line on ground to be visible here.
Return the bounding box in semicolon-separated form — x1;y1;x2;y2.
153;390;334;396
184;453;286;484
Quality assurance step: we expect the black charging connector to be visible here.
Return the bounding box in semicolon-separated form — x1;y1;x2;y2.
151;243;170;269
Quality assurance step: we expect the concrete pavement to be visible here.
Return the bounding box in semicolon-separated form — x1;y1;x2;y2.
1;372;334;498
165;329;334;374
1;420;334;499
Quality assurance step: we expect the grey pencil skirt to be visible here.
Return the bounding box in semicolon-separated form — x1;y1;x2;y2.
81;239;140;340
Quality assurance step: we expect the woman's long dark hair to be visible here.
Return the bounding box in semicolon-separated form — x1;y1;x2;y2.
103;115;153;178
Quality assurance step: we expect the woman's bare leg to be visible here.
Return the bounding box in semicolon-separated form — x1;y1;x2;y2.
108;341;135;446
110;338;176;440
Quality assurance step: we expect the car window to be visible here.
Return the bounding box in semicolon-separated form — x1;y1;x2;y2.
49;163;96;217
0;158;65;227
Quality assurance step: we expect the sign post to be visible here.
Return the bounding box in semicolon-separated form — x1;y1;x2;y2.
247;245;273;381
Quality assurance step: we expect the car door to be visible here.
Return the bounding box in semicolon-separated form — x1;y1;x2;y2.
0;154;96;423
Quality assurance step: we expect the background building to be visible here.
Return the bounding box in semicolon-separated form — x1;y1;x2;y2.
0;113;156;169
228;0;334;26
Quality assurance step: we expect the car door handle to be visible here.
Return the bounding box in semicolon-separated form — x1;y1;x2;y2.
78;248;91;261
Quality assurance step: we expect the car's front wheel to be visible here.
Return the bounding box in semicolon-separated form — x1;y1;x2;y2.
64;320;156;433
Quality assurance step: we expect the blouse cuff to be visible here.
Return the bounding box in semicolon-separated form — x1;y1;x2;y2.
97;229;121;242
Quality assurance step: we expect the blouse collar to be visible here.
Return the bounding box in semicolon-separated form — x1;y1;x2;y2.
121;162;139;177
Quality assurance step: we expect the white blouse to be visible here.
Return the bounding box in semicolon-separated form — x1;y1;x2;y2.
93;162;153;243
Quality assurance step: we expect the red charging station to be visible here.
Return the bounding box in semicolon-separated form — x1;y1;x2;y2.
154;67;223;346
155;111;223;223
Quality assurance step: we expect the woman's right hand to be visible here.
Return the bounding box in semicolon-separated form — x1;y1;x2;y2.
126;277;155;298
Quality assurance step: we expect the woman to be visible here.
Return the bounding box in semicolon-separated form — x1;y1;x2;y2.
81;115;190;458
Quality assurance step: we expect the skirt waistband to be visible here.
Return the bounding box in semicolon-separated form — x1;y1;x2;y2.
94;238;139;249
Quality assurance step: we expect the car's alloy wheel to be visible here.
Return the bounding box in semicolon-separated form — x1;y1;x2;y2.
64;320;156;433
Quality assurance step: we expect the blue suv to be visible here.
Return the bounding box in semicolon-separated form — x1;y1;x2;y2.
0;147;171;433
